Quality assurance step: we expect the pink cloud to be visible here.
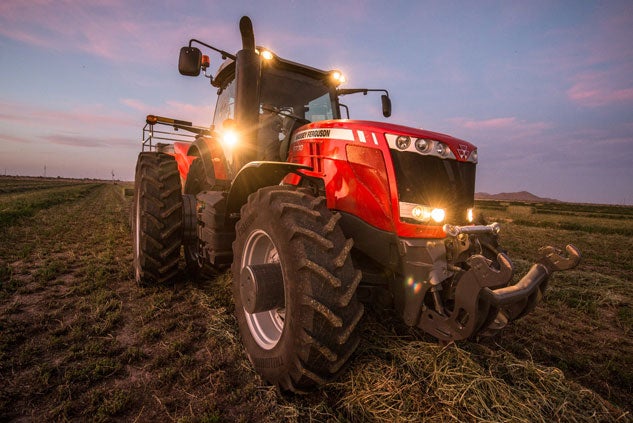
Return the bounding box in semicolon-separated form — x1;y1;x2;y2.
443;116;553;149
121;98;150;112
0;1;234;64
0;100;136;127
163;101;213;126
0;134;32;144
451;117;518;130
42;134;134;148
567;70;633;107
448;116;550;138
120;98;212;126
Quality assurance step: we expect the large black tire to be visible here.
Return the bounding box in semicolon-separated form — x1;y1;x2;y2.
232;186;364;392
132;152;182;285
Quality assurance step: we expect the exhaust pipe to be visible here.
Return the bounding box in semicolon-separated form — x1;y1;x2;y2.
234;16;261;169
239;16;255;50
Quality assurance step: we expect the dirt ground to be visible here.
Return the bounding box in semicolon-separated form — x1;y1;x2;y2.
0;183;630;422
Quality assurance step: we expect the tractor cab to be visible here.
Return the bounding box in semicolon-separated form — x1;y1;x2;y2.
209;51;341;166
178;40;390;175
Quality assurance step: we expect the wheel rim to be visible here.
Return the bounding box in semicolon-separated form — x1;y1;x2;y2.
242;229;285;350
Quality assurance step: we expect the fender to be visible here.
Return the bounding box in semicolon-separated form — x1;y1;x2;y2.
186;136;231;188
172;142;196;182
226;161;311;217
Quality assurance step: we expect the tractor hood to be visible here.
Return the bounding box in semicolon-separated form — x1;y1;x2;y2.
292;119;477;164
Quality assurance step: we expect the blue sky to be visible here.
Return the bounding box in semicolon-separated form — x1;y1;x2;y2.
1;0;632;204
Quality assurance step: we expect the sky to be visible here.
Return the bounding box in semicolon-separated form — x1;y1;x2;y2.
1;1;632;205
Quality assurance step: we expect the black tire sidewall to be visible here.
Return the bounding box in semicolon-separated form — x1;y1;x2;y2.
232;186;363;390
232;195;304;383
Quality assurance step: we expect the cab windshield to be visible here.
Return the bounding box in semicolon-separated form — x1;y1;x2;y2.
259;67;337;122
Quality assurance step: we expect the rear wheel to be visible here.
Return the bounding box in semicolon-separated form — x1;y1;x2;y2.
232;186;364;392
132;152;182;285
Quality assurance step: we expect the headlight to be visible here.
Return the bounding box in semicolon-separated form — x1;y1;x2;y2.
431;208;445;223
467;208;474;223
399;202;445;224
385;134;457;160
415;138;430;152
395;135;410;150
436;142;450;157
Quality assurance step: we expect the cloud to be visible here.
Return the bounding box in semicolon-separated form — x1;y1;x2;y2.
163;100;213;126
447;116;551;142
42;134;105;147
451;117;517;130
42;134;135;148
0;1;235;64
0;134;32;144
121;98;150;112
120;96;213;125
567;70;633;107
0;100;136;127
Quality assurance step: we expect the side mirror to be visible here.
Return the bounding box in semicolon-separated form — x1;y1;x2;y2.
381;94;392;118
178;46;202;76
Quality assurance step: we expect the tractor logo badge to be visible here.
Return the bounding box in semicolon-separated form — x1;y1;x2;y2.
457;144;470;160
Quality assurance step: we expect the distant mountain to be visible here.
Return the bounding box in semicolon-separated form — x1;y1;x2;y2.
475;191;561;203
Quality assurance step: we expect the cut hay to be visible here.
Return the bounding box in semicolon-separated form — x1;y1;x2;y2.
331;318;628;422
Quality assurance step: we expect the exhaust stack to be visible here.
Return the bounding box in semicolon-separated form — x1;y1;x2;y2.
234;16;261;168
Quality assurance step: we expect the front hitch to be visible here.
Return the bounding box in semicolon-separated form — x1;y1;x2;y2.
415;239;581;342
481;244;581;320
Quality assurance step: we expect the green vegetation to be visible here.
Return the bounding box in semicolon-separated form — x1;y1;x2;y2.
0;177;100;228
0;181;630;421
476;199;633;410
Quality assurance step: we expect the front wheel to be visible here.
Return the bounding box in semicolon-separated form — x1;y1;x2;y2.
232;186;363;392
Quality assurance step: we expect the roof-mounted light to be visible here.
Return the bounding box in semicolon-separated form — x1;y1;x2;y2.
330;70;346;85
260;49;274;60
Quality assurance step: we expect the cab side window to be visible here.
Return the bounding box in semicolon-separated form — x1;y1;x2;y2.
213;80;236;127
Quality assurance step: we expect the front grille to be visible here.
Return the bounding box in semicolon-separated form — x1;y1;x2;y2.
389;150;476;225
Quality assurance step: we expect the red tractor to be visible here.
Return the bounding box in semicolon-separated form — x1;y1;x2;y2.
132;16;580;392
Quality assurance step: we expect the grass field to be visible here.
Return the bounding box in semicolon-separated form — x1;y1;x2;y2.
0;178;630;422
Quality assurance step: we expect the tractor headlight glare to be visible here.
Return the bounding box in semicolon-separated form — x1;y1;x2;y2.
400;202;445;224
431;208;445;223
